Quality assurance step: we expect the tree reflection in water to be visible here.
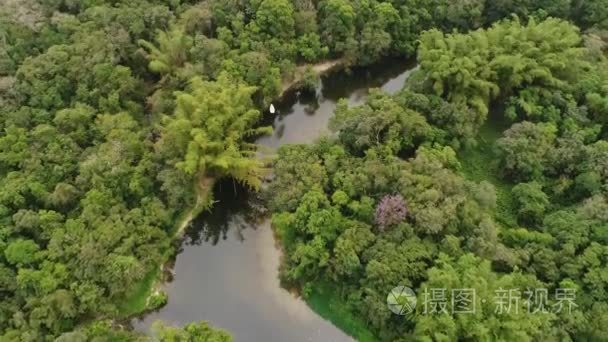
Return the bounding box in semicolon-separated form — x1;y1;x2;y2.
184;178;265;246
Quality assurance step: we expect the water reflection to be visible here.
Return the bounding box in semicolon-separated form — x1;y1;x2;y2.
133;58;417;341
257;58;417;150
183;180;258;246
132;180;354;342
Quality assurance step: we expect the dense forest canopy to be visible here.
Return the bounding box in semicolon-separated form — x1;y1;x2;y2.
270;11;608;342
0;0;607;340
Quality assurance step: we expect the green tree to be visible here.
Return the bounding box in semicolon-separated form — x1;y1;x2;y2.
139;27;194;83
253;0;295;40
153;320;232;341
330;90;433;154
512;181;550;225
297;33;326;62
15;30;141;112
496;122;557;181
575;0;608;29
444;0;486;29
158;73;271;193
318;0;356;55
414;253;558;341
418;18;587;117
4;239;39;266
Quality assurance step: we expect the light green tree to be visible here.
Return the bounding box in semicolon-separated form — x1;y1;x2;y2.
418;18;588;117
152;320;233;342
158;73;271;193
138;27;194;82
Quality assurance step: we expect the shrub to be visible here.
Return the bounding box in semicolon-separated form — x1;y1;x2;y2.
147;290;168;310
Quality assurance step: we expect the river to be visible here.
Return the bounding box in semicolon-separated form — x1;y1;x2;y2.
132;58;417;341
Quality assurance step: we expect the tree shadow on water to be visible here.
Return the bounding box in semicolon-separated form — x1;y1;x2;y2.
184;178;263;246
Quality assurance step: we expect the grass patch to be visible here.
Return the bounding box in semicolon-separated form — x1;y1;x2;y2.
458;112;518;228
117;267;159;317
306;281;379;342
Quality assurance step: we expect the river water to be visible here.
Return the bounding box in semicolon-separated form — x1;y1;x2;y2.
132;59;417;341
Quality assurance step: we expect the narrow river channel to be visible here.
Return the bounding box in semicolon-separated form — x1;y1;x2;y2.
132;58;418;341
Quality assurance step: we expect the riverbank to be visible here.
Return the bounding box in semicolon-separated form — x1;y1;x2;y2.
117;176;215;317
306;282;378;342
281;59;346;95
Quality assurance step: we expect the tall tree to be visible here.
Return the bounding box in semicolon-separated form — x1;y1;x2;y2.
139;27;194;84
158;73;271;194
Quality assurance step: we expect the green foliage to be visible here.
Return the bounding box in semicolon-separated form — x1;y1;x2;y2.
306;281;379;342
496;121;557;181
457;119;519;228
269;139;503;339
158;73;271;190
269;15;608;340
56;319;233;341
3;0;608;340
15;31;143;112
139;27;194;82
148;290;168;310
414;253;558;341
330;90;434;154
575;0;608;29
117;268;161;317
253;0;295;40
297;33;327;62
267;143;330;212
4;239;40;266
418;18;587;119
443;0;486;29
318;0;356;55
232;51;282;104
152;320;233;342
512;181;550;225
55;320;147;341
299;65;319;91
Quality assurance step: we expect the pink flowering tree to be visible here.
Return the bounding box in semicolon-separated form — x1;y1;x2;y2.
374;194;408;230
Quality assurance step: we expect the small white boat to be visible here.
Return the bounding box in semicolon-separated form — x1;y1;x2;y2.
269;104;276;114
